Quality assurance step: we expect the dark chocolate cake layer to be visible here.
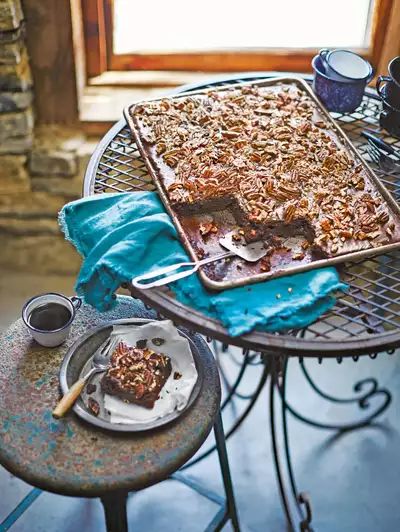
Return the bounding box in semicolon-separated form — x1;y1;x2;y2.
130;83;398;259
101;342;172;409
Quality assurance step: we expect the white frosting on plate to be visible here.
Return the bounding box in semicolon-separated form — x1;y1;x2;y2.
103;320;198;425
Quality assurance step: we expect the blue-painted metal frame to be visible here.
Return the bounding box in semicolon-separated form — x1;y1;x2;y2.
0;416;239;532
0;488;42;531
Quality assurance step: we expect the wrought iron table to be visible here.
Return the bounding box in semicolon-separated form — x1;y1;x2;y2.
83;73;400;531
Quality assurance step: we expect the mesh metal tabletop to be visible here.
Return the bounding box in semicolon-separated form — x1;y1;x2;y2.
83;74;400;357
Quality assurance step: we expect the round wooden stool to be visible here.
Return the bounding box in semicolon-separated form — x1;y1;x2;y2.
0;297;239;532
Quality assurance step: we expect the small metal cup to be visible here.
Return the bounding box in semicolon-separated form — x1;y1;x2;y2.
22;293;82;347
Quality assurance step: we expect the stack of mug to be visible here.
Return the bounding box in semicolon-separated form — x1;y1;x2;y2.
312;50;400;138
377;56;400;137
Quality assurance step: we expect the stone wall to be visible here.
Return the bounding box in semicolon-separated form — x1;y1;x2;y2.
0;0;91;275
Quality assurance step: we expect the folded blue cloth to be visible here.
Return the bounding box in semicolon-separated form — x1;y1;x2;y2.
59;191;346;336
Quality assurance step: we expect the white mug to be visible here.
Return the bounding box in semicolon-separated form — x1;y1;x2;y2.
22;293;82;347
319;49;373;82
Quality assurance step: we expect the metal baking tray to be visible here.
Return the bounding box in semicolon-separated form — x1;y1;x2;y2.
124;77;400;291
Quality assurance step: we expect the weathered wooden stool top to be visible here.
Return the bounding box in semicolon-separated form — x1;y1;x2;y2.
0;296;220;497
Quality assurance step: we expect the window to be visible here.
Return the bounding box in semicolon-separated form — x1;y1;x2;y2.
83;0;394;77
114;0;372;53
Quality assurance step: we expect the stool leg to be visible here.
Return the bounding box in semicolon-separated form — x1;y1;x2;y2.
214;411;240;532
100;491;129;532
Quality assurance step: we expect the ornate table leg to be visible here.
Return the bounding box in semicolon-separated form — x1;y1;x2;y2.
214;411;241;532
101;491;129;532
270;356;313;532
269;352;393;531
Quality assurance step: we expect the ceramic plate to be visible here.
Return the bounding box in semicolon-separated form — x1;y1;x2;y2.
59;318;204;432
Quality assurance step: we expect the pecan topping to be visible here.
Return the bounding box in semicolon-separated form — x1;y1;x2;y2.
284;204;296;223
134;83;397;257
88;398;100;417
199;221;218;238
152;337;165;346
102;341;171;402
259;256;271;272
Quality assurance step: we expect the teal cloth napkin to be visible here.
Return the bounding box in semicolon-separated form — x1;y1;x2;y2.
59;191;346;336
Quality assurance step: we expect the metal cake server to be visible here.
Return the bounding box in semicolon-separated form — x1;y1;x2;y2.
52;338;111;419
362;130;400;159
367;140;400;174
131;230;268;289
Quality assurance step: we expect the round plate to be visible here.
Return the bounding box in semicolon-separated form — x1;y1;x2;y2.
59;318;204;432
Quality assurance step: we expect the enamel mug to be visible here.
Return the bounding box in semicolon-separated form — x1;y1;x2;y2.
22;293;82;347
376;56;400;109
312;55;368;113
319;49;373;83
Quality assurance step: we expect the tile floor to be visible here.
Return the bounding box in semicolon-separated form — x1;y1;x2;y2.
0;272;399;531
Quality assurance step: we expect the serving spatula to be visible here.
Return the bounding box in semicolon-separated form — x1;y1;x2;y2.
131;230;268;289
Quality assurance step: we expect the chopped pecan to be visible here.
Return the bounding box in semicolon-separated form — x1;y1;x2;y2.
320;219;331;232
284;204;296;223
339;230;353;239
88;398;100;417
259;256;271;272
376;210;390;224
86;383;97;395
199;221;218;238
292;251;305;260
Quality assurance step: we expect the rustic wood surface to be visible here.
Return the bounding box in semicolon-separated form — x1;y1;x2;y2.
23;0;79;124
81;0;108;78
376;0;400;75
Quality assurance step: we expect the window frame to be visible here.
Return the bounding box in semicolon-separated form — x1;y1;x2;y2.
82;0;395;78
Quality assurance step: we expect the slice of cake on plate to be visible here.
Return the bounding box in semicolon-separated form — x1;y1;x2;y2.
101;341;172;409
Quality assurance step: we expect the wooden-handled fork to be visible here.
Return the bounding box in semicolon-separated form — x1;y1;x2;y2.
52;339;111;419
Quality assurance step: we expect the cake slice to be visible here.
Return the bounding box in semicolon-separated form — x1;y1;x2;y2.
101;341;172;409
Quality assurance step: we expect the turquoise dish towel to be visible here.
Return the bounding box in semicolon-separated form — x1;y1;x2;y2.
59;191;346;337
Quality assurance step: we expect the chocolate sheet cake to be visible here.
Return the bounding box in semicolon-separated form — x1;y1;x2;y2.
101;342;172;409
130;83;398;259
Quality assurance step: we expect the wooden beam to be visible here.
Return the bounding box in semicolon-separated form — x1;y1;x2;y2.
22;0;79;124
370;0;396;69
81;0;108;77
71;0;87;105
376;0;400;75
109;50;320;73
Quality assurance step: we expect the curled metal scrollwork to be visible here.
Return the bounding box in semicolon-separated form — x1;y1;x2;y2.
279;361;392;431
298;492;313;532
